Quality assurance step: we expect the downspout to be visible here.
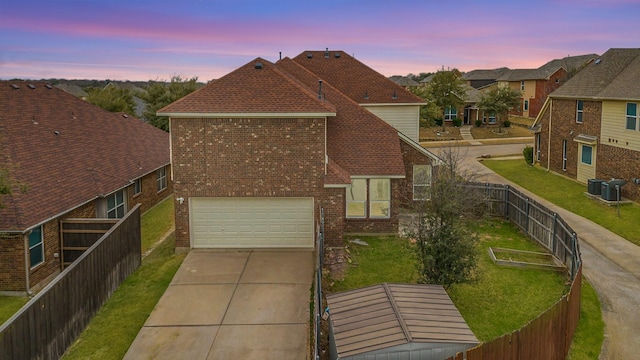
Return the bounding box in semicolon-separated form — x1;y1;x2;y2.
23;231;32;296
547;99;552;171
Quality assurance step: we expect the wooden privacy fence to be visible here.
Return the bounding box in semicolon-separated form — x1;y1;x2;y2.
60;218;118;269
312;208;325;360
449;183;583;360
0;204;142;360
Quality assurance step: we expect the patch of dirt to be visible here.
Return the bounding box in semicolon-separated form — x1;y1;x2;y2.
470;125;533;139
419;126;462;141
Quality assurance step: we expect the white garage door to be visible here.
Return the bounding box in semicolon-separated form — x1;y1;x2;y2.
190;197;314;248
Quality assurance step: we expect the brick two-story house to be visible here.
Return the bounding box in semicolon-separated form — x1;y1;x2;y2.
159;50;439;251
0;81;172;294
532;48;640;201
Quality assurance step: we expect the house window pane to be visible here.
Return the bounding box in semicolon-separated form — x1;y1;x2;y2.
520;80;525;91
346;179;366;218
626;103;637;130
157;167;167;192
29;226;44;268
134;178;142;195
369;179;390;218
576;100;584;123
562;140;567;171
413;165;432;200
106;190;126;219
444;106;457;120
581;145;593;165
524;100;529;111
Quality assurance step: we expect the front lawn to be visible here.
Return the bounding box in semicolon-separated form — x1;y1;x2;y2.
0;296;28;325
482;159;640;246
141;197;174;252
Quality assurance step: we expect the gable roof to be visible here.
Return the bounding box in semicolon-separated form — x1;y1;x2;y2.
277;57;406;177
327;283;478;358
0;81;170;232
549;48;640;101
497;54;597;82
292;50;425;105
389;75;420;87
158;58;336;117
462;67;510;81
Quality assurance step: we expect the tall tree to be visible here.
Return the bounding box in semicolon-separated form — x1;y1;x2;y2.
86;85;136;115
141;76;199;131
476;85;521;131
424;69;466;131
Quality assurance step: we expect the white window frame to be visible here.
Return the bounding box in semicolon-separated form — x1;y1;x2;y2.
626;102;638;130
106;190;126;219
562;139;568;171
581;145;593;165
133;178;142;196
576;100;584;123
444;106;457;121
156;167;167;192
520;80;525;91
369;179;391;219
535;134;541;161
346;179;367;218
524;100;529;112
413;165;432;200
28;225;44;269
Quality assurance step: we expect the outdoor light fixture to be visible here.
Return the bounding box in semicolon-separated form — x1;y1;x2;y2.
176;197;184;204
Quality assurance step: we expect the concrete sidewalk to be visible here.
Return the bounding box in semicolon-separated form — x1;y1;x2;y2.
124;250;314;360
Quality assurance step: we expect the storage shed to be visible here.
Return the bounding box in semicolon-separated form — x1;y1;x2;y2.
326;283;478;360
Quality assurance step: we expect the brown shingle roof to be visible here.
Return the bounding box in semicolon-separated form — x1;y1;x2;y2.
292;50;425;105
0;81;170;231
550;48;640;100
278;58;406;177
327;283;478;358
158;58;336;115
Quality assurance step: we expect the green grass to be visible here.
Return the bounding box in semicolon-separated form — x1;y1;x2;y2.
63;196;180;359
329;221;567;342
63;234;184;359
482;159;640;246
0;296;28;325
568;279;605;359
330;236;419;293
141;197;174;252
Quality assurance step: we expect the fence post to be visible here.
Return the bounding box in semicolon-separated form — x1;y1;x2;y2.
551;213;558;256
525;197;530;235
504;185;510;218
571;233;578;279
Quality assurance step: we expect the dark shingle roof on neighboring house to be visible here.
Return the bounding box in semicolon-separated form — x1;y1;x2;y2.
550;48;640;101
292;50;425;105
497;54;597;81
462;67;510;81
0;81;170;231
389;75;420;87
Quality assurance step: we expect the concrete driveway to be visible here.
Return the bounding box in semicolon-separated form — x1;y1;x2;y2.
124;249;314;360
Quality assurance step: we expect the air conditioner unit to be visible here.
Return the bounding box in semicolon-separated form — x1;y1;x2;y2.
588;179;604;195
601;181;624;201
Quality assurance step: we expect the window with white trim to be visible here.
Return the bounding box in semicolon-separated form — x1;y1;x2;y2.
626;103;638;130
576;100;584;123
156;166;167;192
562;140;568;171
413;165;432;200
524;100;529;112
535;134;541;161
581;145;593;165
134;178;142;195
444;106;457;120
346;179;367;218
520;80;525;91
107;190;126;218
29;225;44;268
369;179;390;218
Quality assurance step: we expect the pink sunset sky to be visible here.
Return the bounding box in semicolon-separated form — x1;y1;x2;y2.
1;0;639;81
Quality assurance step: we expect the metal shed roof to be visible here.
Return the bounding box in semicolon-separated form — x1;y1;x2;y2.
326;283;478;358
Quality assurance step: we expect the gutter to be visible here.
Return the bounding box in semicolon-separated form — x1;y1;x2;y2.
547;99;553;171
23;231;32;296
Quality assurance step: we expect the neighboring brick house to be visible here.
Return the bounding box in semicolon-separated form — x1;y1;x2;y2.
497;54;597;119
462;67;510;90
532;48;640;202
0;81;172;295
159;50;440;252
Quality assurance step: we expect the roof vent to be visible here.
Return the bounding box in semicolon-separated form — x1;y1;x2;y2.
324;48;329;58
595;59;602;64
307;53;313;59
28;84;36;89
45;84;52;89
364;91;369;100
54;131;60;135
318;80;323;100
11;84;19;89
255;62;263;69
334;53;341;58
392;91;398;99
122;114;129;118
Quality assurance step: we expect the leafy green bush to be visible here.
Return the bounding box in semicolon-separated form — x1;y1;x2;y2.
523;145;534;165
475;119;482;127
503;120;511;128
452;118;463;127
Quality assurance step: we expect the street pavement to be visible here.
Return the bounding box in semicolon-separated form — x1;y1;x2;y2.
423;139;640;360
